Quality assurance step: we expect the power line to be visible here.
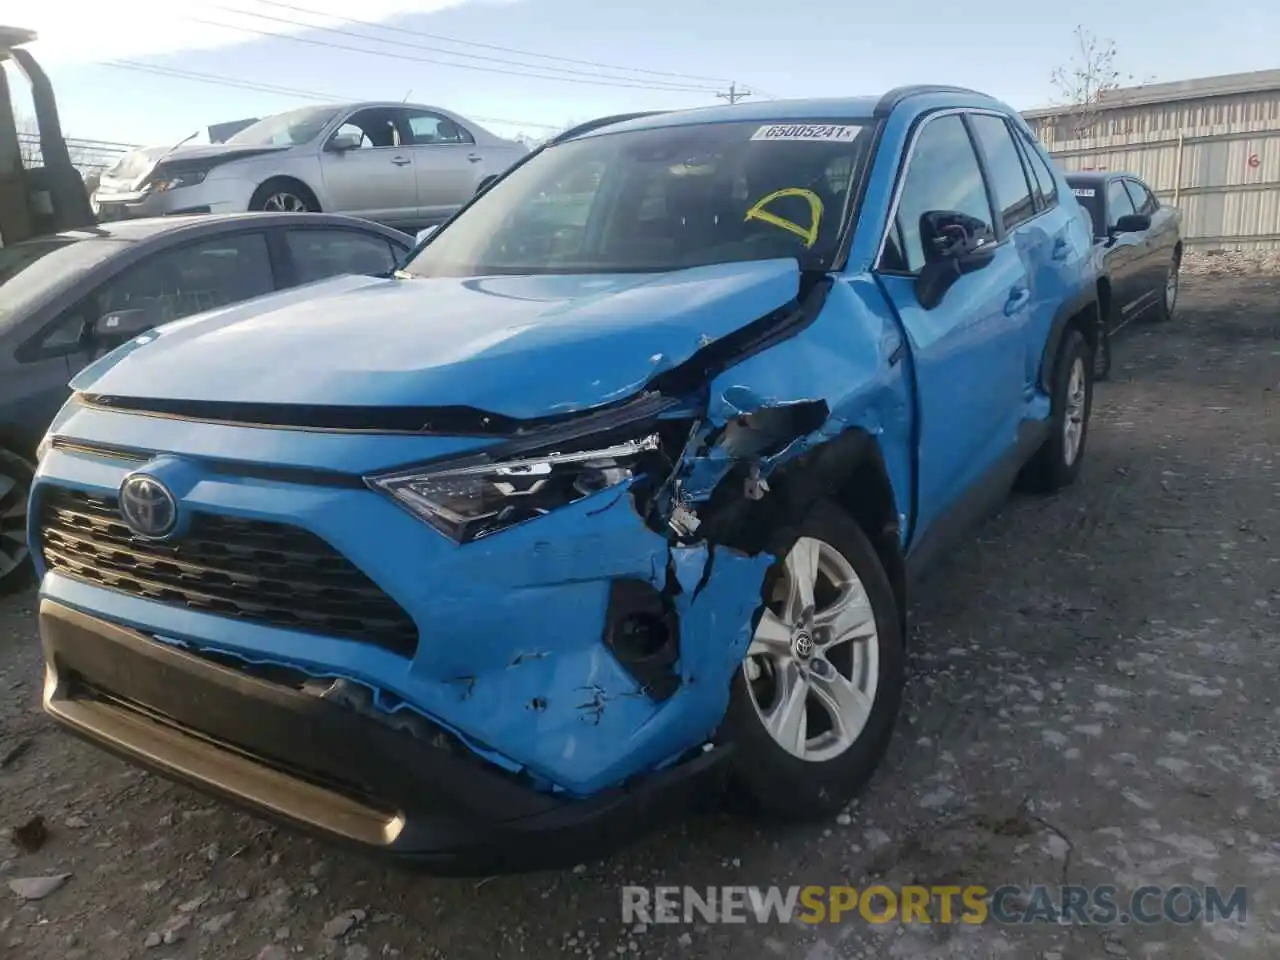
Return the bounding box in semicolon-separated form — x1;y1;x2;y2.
189;14;719;93
212;5;714;91
98;59;563;130
242;0;731;85
716;82;753;105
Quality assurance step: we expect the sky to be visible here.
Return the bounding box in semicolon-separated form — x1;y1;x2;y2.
8;0;1280;147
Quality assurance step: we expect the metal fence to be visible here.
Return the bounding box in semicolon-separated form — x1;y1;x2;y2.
1026;87;1280;251
15;132;138;175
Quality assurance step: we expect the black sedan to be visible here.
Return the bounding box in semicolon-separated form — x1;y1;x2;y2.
0;212;412;594
1064;171;1183;379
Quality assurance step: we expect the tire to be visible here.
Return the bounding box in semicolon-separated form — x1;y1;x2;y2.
1019;328;1093;494
1093;324;1112;381
0;448;36;597
719;499;905;820
249;178;320;214
1153;251;1180;322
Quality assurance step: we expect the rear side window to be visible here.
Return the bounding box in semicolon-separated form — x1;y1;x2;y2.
284;229;400;285
1017;132;1059;210
967;114;1036;231
882;113;995;274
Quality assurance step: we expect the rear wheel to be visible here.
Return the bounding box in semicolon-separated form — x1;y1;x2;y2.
1019;328;1093;493
0;449;35;596
721;500;904;820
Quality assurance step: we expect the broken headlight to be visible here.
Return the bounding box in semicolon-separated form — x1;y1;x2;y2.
368;433;664;542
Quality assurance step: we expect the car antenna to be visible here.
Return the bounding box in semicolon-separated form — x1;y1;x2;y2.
402;89;412;102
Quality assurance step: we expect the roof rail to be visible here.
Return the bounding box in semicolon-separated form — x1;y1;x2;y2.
548;111;667;145
873;85;989;118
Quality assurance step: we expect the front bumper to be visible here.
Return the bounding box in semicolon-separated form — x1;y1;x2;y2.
40;599;731;874
92;180;249;220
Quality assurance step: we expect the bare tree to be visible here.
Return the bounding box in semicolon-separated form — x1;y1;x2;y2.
1049;25;1145;141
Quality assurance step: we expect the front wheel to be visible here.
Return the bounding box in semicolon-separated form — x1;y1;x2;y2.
0;448;35;597
249;179;319;214
1154;255;1179;322
720;500;904;820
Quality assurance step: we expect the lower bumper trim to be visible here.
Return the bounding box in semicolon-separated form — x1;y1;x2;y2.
39;600;729;873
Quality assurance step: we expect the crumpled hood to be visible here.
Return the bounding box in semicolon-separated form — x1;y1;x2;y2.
73;260;804;421
96;142;288;193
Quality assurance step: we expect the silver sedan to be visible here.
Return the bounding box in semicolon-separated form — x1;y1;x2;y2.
92;102;528;230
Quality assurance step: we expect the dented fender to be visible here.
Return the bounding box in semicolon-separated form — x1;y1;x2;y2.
657;276;914;553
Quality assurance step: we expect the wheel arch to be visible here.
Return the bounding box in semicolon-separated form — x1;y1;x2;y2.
692;427;908;644
1038;284;1100;394
1096;275;1112;327
249;175;322;213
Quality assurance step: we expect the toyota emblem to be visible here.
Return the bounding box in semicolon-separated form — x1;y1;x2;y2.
118;473;178;539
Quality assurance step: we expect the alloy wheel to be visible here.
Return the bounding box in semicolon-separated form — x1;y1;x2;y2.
0;469;30;580
262;192;310;213
1063;357;1087;466
743;536;880;763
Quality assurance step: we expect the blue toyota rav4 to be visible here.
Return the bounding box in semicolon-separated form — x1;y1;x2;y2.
30;87;1100;873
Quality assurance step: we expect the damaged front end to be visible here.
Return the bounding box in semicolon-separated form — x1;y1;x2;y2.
34;255;909;870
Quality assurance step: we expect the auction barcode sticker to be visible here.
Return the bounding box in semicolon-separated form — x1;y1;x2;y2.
751;124;862;142
1072;187;1096;197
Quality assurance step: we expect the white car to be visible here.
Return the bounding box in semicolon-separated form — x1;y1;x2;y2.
92;102;528;230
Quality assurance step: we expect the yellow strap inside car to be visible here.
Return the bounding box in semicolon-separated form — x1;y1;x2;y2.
743;188;824;248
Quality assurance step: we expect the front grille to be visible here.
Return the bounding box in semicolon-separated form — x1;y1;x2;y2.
38;487;418;657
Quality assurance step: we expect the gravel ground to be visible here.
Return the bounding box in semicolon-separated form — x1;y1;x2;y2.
2;264;1278;960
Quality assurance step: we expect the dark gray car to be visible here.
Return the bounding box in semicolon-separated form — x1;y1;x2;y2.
0;212;412;592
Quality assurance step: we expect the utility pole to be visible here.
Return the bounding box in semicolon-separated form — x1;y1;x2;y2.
716;81;752;105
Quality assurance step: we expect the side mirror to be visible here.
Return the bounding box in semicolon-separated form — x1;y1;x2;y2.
914;210;997;310
1112;213;1151;234
90;308;159;346
326;133;361;153
415;226;437;246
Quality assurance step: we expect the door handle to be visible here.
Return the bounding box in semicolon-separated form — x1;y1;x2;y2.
1004;287;1031;316
1051;237;1069;260
467;153;483;163
391;156;411;166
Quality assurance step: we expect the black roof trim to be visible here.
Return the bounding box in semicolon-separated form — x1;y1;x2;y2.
873;85;986;118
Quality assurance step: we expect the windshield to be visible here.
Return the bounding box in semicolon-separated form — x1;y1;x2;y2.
403;119;874;277
0;237;129;332
1066;180;1105;238
226;106;341;147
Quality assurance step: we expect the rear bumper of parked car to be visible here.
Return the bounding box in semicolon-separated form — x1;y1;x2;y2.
40;599;730;874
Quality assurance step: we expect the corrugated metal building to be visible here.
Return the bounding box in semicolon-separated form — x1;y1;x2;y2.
1023;69;1280;250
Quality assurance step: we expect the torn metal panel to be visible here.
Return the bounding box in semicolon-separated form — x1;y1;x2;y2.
665;278;914;539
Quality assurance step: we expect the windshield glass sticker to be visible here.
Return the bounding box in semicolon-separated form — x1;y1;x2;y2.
1072;188;1096;197
750;124;861;143
744;187;824;248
